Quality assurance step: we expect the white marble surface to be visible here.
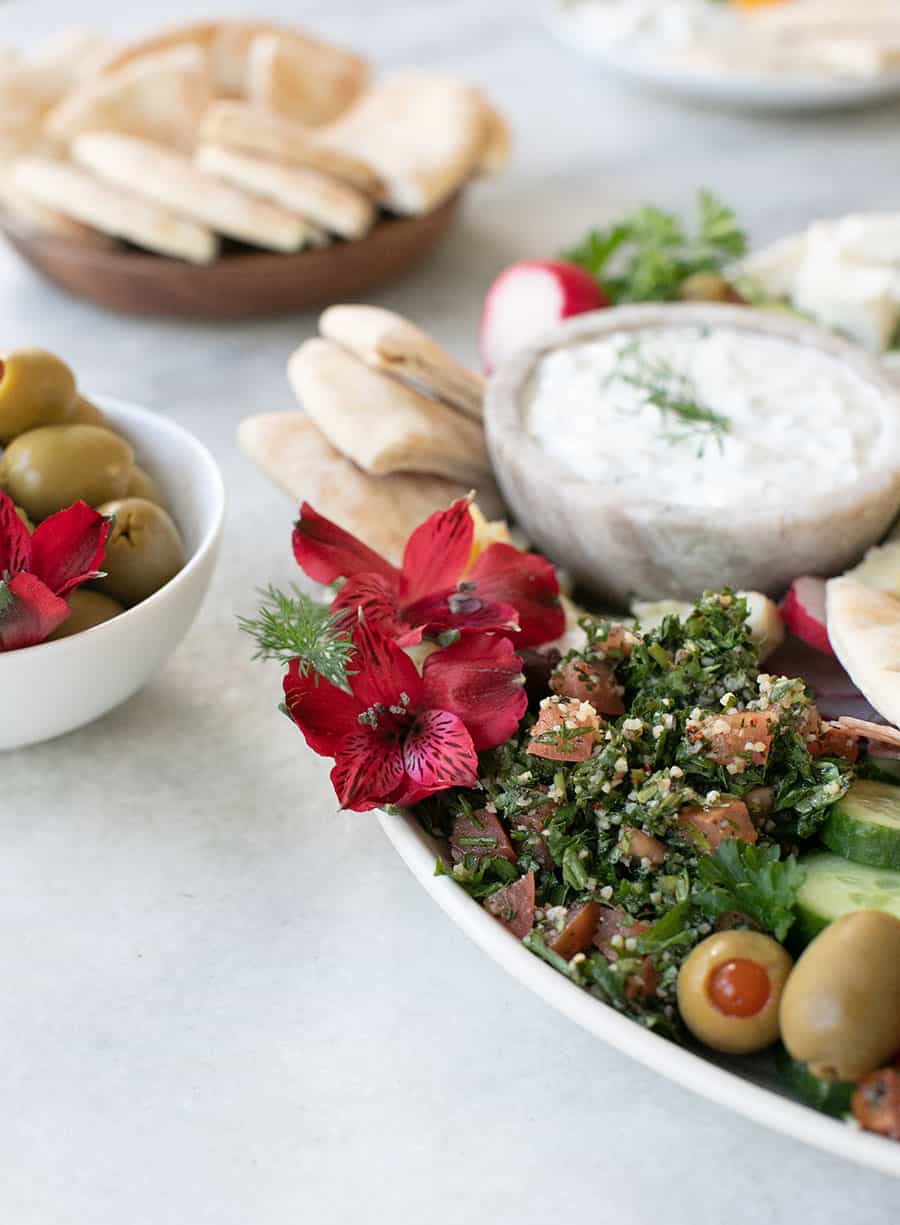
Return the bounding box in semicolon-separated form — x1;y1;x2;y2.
2;1;900;1221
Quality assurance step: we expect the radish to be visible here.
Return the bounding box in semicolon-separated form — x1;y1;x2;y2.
479;260;608;374
780;576;834;656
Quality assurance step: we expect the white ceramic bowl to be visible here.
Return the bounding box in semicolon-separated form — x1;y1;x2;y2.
0;398;224;750
485;304;900;604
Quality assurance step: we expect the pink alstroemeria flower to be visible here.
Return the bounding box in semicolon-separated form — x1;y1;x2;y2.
283;617;527;812
292;498;564;649
0;493;111;651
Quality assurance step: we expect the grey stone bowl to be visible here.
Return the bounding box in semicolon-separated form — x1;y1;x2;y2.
484;302;900;605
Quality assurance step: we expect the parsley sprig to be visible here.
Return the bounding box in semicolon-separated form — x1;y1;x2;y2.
564;190;747;304
238;584;355;690
693;841;806;943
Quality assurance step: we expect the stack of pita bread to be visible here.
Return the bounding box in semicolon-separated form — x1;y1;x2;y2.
0;21;509;262
239;305;505;563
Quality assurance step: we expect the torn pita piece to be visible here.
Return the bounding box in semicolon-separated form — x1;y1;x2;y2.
43;45;214;151
287;338;491;484
828;575;900;729
73;132;313;253
0;173;113;244
239;412;502;564
315;74;491;215
319;305;484;420
246;31;369;126
11;157;218;263
196;144;374;240
198;101;380;195
475;97;512;176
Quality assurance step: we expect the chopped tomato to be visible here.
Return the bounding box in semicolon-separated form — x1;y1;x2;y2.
514;801;555;870
594;625;637;659
450;809;517;864
550;659;625;716
678;799;757;851
484;872;535;939
852;1065;900;1141
591;906;657;1000
618;826;666;866
548;900;603;960
699;710;776;767
808;722;859;763
527;696;603;763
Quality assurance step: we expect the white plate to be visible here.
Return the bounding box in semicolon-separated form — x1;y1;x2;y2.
543;4;900;114
378;805;900;1179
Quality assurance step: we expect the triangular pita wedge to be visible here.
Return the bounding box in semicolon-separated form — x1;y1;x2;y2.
73;133;312;252
199;101;380;195
11;157;217;263
246;31;368;126
319;305;484;420
827;562;900;727
238;412;502;563
196;144;374;240
44;45;213;151
474;96;511;176
314;74;489;215
287;338;491;484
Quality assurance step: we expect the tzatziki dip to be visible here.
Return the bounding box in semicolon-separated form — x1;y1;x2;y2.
525;325;884;509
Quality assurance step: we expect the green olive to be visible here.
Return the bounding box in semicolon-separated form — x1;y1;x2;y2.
47;589;124;640
0;424;134;521
679;273;744;305
779;911;900;1081
94;497;185;605
65;395;108;429
677;930;792;1054
0;349;78;443
125;465;164;506
13;504;33;532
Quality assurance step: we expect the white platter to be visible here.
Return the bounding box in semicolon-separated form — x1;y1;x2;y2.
543;4;900;114
378;805;900;1179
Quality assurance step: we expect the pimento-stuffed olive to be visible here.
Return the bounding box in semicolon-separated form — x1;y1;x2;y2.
677;930;792;1054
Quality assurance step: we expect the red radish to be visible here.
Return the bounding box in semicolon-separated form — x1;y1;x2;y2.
780;577;834;657
479;260;608;374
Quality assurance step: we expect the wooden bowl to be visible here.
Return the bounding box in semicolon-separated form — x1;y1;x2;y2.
485;303;900;603
0;193;462;319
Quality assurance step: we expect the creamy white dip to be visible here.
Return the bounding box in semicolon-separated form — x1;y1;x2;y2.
525;325;884;508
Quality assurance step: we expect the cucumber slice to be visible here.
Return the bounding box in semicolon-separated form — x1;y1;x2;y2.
822;779;900;869
864;756;900;785
774;1046;853;1118
796;850;900;944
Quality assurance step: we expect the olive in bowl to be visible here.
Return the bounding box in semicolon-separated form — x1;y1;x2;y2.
95;497;186;606
0;399;224;751
0;348;78;442
48;590;124;640
0;423;133;521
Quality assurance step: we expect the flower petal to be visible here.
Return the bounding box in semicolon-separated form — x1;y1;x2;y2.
331;725;406;811
0;492;32;577
330;573;409;643
469;543;564;648
422;633;527;751
292;502;399;586
0;572;70;651
401;708;479;796
29;501;112;596
402;589;520;642
348;616;423;712
400;498;473;605
283;659;362;756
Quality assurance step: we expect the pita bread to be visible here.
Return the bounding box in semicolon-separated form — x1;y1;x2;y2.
73;133;312;252
239;412;502;563
198;101;380;195
0;172;112;244
475;96;512;176
11;157;217;263
44;45;214;152
31;30;113;86
246;31;368;126
287;338;491;484
196;144;374;240
319;305;484;420
315;74;488;215
827;536;900;727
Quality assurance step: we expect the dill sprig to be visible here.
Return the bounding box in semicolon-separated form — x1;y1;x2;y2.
238;584;356;690
612;341;730;454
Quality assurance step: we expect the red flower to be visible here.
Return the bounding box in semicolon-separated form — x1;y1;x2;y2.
0;493;111;651
283;617;527;811
293;498;564;648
